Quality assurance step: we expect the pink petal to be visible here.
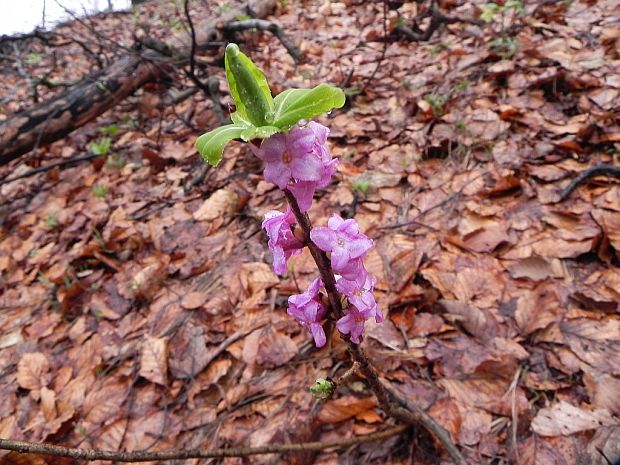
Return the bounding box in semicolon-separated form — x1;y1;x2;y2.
290;153;322;181
331;246;350;271
309;121;329;144
310;227;337;252
264;162;291;189
327;214;345;230
259;135;287;163
348;237;373;259
310;323;326;348
288;181;316;213
287;126;315;154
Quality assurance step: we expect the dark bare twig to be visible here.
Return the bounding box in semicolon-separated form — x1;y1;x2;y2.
394;0;481;42
282;190;469;465
0;426;405;462
556;164;620;202
361;0;388;93
223;19;302;63
0;154;99;187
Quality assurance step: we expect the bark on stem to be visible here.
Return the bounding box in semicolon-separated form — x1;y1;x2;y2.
283;189;469;465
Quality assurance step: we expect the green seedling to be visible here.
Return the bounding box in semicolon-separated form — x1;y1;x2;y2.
91;185;108;198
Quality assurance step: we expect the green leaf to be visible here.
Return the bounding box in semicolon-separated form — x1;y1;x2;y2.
225;43;274;127
272;83;345;129
240;125;280;142
195;124;246;166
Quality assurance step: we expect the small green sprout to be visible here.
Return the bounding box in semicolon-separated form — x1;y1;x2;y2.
106;153;126;169
26;52;43;65
90;137;111;156
91;185;108;198
451;79;470;94
424;93;447;117
489;37;519;58
99;124;119;137
310;378;335;400
45;212;59;229
352;178;372;194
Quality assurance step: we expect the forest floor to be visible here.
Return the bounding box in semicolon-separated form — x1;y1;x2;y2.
0;0;619;464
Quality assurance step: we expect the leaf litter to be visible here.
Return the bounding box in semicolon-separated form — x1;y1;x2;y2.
0;0;620;464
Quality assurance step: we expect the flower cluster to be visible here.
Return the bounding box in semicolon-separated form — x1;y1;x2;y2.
251;121;337;212
261;208;304;276
259;122;381;347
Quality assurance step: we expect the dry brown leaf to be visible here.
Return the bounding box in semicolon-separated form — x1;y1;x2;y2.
256;328;297;367
39;386;57;422
439;377;528;417
583;369;620;415
531;400;619;436
440;299;499;340
83;381;128;424
139;336;168;385
561;318;620;376
515;283;564;336
17;352;50;392
181;291;208;309
317;396;377;424
587;426;620;465
193;188;239;222
169;322;210;379
240;262;279;295
505;256;567;281
428;397;462;442
458;408;492;446
592;208;620;257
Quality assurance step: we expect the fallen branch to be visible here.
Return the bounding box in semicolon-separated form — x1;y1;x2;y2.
0;153;99;186
0;426;406;462
0;0;277;166
557;164;620;202
394;0;482;42
223;19;302;63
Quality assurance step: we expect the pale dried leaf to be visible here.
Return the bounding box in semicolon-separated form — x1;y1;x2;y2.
17;352;50;391
139;336;168;385
531;400;619;436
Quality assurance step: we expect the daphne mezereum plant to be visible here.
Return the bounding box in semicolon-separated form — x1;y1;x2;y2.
194;45;468;465
196;43;382;349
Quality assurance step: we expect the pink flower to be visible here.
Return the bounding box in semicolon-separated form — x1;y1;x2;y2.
252;122;338;212
262;208;304;275
288;278;328;347
310;215;373;275
252;125;323;189
336;306;368;344
336;274;383;323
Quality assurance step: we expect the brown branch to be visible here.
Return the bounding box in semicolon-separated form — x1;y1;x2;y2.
361;0;388;93
556;164;620;202
223;19;302;63
0;426;406;462
283;189;469;465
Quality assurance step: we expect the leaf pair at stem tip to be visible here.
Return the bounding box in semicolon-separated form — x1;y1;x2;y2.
195;43;346;166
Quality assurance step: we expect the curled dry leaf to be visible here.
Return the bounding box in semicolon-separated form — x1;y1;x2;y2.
531;400;619;436
515;283;565;336
561;318;620;376
193;188;239;222
256;328;298;367
17;352;50;392
317;396;377;424
139;336;168;386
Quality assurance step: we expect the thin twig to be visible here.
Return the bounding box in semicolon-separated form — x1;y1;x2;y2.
556;164;620;202
361;0;388;93
0;426;406;462
223;19;302;63
0;154;99;186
